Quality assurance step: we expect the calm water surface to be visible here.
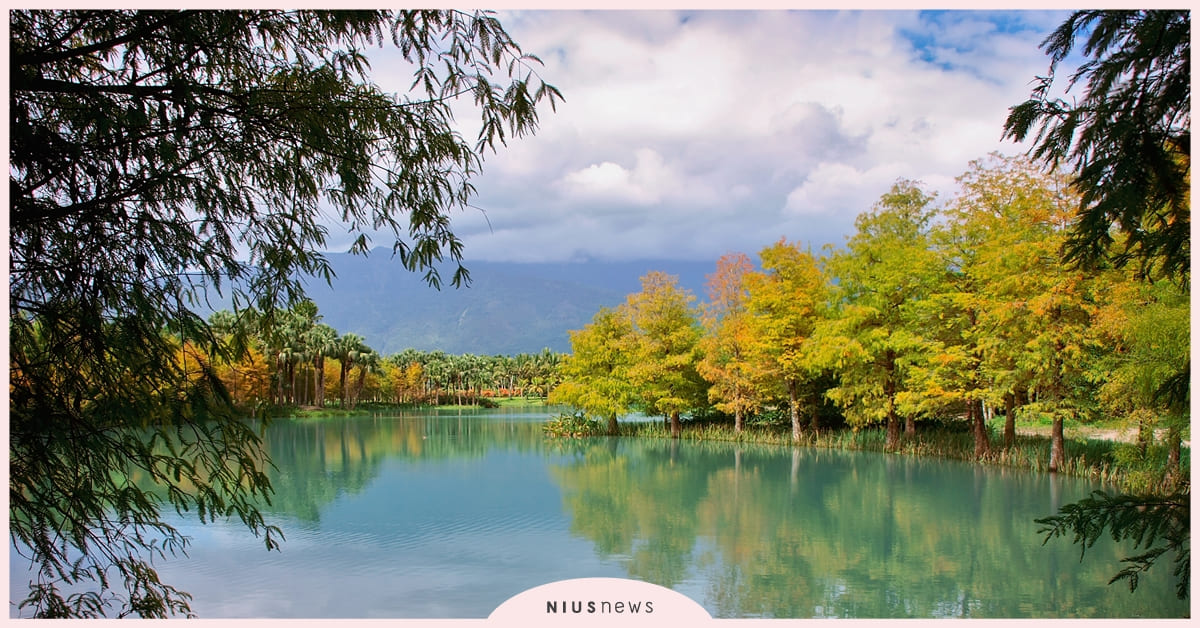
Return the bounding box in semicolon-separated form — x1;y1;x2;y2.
11;408;1188;618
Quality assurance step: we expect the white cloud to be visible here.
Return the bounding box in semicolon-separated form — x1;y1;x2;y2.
785;163;883;216
556;148;682;207
561;161;637;199
350;9;1071;263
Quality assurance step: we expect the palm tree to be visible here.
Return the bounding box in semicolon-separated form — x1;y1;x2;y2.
349;349;380;409
332;333;370;408
532;348;563;398
276;339;306;405
423;351;450;403
305;324;337;407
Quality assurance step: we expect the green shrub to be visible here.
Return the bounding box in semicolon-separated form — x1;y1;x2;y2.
543;411;605;438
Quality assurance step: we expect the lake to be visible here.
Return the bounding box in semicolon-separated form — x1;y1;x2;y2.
10;407;1188;618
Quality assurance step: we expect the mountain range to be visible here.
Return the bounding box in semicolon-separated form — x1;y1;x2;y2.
301;251;716;356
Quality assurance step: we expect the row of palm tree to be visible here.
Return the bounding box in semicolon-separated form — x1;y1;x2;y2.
389;348;563;405
208;303;564;410
209;301;377;409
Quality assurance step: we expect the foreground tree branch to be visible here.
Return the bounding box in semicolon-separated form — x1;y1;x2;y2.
9;9;560;617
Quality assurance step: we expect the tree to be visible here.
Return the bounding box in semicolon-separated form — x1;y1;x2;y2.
1090;274;1190;487
332;333;371;409
533;348;565;397
821;181;940;450
391;356;427;405
981;176;1097;474
223;345;274;410
624;272;709;438
9;9;560;617
305;323;338;408
207;309;271;409
926;154;1080;457
743;241;829;442
550;308;639;435
264;303;316;405
697;253;760;433
1005;10;1189;598
919;208;990;456
349;349;382;408
423;350;452;402
1002;10;1189;285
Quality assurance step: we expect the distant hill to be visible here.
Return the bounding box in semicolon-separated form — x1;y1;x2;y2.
301;251;715;356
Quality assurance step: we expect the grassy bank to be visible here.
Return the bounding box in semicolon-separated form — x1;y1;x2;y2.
613;418;1188;495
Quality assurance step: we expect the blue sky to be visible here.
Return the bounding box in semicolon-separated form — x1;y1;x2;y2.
355;9;1075;264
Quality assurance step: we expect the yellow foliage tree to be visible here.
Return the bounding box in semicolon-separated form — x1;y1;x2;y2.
697;253;761;433
743;239;828;442
624;272;708;438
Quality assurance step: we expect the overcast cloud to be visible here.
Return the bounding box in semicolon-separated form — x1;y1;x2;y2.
355;9;1072;264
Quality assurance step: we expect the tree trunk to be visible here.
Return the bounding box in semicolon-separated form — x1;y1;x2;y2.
1048;414;1065;473
350;367;367;410
339;362;351;408
788;379;801;443
669;410;682;439
288;362;299;405
275;363;285;405
299;365;310;405
884;350;900;451
314;356;325;407
972;399;990;458
1166;424;1182;484
886;411;901;452
1003;392;1016;448
607;415;619;436
1136;410;1151;456
734;407;744;434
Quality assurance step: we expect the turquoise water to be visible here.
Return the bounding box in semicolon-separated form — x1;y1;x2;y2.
10;408;1189;618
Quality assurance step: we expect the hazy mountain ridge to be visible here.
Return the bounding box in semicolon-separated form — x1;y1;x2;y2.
304;251;715;355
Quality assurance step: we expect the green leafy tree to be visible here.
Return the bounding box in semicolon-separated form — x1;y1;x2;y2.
265;303;318;405
422;350;453;402
1090;274;1190;487
550;308;639;435
529;348;565;398
624;272;709;438
983;181;1098;474
349;349;382;408
821;181;940;450
9;9;559;617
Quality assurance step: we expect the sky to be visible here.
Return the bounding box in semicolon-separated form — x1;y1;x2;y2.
354;9;1076;264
